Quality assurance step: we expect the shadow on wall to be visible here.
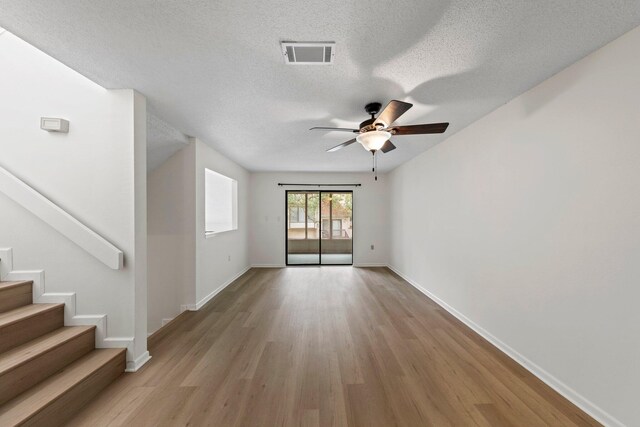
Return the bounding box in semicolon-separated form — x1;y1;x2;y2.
146;111;189;172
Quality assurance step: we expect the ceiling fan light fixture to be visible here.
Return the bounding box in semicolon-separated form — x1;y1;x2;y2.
356;130;390;151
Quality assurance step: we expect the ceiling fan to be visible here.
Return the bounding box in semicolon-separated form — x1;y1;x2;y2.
310;100;449;155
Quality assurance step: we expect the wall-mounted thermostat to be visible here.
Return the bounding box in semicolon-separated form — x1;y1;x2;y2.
40;117;69;133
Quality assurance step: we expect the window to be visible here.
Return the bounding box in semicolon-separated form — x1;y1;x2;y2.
205;168;237;235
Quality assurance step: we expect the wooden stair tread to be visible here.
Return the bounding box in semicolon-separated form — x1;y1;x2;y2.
0;281;32;291
0;304;62;327
0;326;95;373
0;281;33;314
0;348;125;425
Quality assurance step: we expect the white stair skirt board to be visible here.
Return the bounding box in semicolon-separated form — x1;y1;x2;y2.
181;266;251;312
0;247;149;372
387;265;623;427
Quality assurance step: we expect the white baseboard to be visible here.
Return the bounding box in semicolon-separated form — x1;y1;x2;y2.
251;264;285;268
147;317;178;337
0;247;147;371
353;263;387;267
125;350;151;372
183;266;251;311
386;264;623;427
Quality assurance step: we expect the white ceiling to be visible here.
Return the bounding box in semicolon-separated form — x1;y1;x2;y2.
1;1;639;172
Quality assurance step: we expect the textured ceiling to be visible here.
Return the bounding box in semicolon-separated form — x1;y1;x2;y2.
1;1;639;172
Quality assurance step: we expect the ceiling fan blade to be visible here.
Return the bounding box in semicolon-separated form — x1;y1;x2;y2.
380;140;396;153
310;126;358;133
375;100;413;127
391;122;449;135
327;138;357;152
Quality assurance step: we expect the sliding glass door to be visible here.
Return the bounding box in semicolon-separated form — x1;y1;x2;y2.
286;192;320;265
286;191;352;265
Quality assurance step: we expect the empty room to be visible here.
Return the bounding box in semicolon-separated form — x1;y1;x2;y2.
0;1;638;426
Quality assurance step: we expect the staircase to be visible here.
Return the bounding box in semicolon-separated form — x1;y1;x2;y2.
0;280;125;426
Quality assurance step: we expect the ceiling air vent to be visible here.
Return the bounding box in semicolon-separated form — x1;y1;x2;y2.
281;42;335;65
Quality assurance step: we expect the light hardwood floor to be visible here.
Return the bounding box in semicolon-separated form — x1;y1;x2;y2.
68;267;600;426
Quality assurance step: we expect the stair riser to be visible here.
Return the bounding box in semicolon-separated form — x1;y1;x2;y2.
0;329;95;406
0;306;64;353
0;282;32;313
20;351;125;427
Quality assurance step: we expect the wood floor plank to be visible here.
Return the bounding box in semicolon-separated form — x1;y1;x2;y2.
476;403;517;426
67;267;601;427
66;386;155;427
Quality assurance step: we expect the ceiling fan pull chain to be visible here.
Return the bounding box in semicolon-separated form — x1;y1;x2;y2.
372;150;375;173
373;150;378;181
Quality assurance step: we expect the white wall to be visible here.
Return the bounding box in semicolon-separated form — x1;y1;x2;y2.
147;112;189;172
249;172;389;267
389;26;640;426
147;138;250;329
132;90;148;363
194;139;250;306
0;31;147;365
147;143;196;334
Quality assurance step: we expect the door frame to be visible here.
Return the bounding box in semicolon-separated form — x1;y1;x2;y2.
285;190;353;266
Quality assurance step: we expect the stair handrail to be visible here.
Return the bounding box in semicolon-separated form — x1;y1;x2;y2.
0;165;123;269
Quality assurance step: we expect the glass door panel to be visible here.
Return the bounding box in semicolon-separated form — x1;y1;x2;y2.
320;192;353;265
286;191;320;265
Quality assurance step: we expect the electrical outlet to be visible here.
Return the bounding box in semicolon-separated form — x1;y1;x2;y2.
371;244;374;250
